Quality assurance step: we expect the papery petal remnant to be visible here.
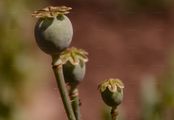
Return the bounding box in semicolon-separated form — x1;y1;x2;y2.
98;78;124;93
59;47;88;65
32;6;72;18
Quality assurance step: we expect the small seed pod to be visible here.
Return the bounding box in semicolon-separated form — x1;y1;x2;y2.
63;60;86;86
98;78;124;107
32;6;73;55
58;47;88;86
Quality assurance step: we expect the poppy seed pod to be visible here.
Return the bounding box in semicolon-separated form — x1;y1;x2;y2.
98;78;124;107
58;47;88;86
32;6;73;55
63;60;86;86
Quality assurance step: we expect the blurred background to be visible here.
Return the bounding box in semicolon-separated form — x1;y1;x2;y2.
0;0;174;120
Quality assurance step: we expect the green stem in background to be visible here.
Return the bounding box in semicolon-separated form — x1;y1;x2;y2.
111;106;118;120
52;56;76;120
69;87;81;120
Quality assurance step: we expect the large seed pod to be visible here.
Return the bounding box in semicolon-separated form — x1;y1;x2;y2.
98;79;124;107
32;6;73;55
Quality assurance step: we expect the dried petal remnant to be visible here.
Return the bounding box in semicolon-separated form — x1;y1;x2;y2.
98;78;124;93
58;47;88;65
32;6;72;18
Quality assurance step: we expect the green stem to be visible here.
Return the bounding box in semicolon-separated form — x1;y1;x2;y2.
69;87;81;120
52;56;76;120
111;106;118;120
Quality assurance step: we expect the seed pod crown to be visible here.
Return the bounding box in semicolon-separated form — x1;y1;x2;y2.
58;47;88;65
98;78;124;93
32;6;72;18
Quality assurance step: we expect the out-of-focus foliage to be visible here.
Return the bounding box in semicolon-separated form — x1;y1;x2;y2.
141;77;161;120
0;0;47;120
141;51;174;120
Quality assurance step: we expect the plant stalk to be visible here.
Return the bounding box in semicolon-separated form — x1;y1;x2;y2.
111;106;118;120
52;57;76;120
69;87;81;120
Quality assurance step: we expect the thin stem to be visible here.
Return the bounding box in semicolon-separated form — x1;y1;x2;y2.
111;106;118;120
52;61;76;120
69;87;81;120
